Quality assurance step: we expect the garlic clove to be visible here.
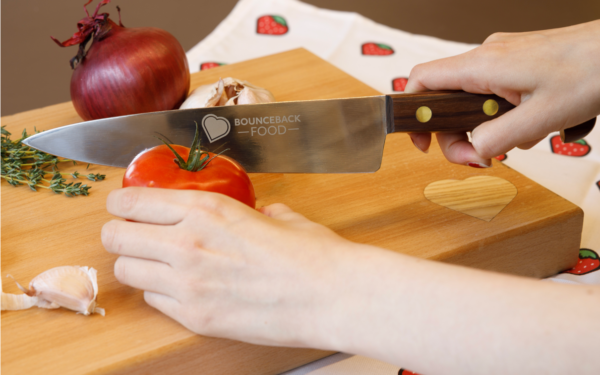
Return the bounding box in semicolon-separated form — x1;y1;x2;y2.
36;299;61;309
237;84;276;105
179;84;215;110
1;281;39;311
83;266;105;316
179;77;275;109
1;292;40;310
1;266;104;316
208;78;227;107
29;266;104;315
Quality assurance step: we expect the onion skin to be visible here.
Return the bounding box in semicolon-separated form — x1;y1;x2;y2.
70;19;190;120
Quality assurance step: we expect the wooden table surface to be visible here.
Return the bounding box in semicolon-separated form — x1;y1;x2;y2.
1;48;583;374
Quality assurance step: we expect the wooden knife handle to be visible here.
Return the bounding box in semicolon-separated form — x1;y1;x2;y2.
388;91;596;142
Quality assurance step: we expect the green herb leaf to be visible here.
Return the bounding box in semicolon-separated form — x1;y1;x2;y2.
1;126;106;197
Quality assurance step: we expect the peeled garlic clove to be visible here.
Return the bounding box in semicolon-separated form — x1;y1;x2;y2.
1;266;104;316
29;266;101;315
179;77;275;109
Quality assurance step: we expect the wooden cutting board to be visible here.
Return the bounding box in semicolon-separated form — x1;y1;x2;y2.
1;48;583;375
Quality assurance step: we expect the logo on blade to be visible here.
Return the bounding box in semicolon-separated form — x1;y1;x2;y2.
202;114;231;143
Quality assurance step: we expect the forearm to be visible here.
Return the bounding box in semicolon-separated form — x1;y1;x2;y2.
315;244;600;374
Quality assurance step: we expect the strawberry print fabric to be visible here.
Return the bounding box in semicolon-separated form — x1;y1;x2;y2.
186;0;600;373
257;15;289;35
186;0;476;92
200;62;226;71
361;42;395;55
563;249;600;276
550;136;592;156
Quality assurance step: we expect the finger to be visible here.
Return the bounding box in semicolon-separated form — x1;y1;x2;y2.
144;291;184;326
435;133;492;168
258;203;311;225
404;46;527;105
471;97;555;158
107;187;193;224
404;52;489;94
483;31;513;44
517;137;545;150
259;203;293;218
107;187;232;225
483;31;533;44
408;132;431;154
114;256;178;297
102;220;176;264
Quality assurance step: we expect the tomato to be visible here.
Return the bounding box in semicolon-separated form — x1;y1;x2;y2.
123;143;255;208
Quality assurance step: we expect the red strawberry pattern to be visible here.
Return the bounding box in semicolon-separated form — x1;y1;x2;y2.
200;62;226;71
398;369;422;375
392;77;408;92
563;249;600;276
362;42;394;56
597;180;600;191
257;15;289;35
495;154;508;161
550;135;591;156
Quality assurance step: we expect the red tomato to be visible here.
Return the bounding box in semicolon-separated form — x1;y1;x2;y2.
123;144;255;208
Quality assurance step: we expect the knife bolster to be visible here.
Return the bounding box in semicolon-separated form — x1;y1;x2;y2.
385;95;396;134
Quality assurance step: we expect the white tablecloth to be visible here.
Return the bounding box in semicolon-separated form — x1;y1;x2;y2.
186;1;600;373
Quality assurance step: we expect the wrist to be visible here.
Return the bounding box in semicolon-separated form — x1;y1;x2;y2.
309;243;404;353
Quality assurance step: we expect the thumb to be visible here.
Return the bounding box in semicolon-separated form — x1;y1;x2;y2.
259;203;295;219
471;97;555;158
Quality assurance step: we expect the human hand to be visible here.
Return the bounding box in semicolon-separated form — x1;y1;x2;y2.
405;20;600;167
100;188;600;374
101;187;358;347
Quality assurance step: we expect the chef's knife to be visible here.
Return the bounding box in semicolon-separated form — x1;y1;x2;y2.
23;91;595;173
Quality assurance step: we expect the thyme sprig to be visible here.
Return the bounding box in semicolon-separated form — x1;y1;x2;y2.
1;126;105;197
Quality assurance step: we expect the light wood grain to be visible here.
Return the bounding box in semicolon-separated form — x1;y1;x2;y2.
1;48;583;375
424;176;518;221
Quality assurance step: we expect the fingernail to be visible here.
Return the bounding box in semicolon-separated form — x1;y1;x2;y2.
410;137;429;154
466;162;490;168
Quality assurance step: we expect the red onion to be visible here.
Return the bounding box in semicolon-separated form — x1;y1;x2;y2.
52;0;190;121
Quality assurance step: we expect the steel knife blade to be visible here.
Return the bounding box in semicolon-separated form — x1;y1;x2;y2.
22;91;595;173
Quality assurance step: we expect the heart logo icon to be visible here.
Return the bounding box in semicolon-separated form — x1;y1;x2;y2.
202;114;231;143
424;176;517;222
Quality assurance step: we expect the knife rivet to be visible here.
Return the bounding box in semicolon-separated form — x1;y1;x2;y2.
416;106;432;123
483;99;499;116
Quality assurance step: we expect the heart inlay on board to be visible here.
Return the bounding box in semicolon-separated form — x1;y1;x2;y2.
424;176;517;222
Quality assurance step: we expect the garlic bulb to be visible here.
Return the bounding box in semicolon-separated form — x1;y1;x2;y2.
1;266;104;316
180;77;275;109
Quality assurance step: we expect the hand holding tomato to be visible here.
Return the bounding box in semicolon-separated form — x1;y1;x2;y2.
101;187;360;347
